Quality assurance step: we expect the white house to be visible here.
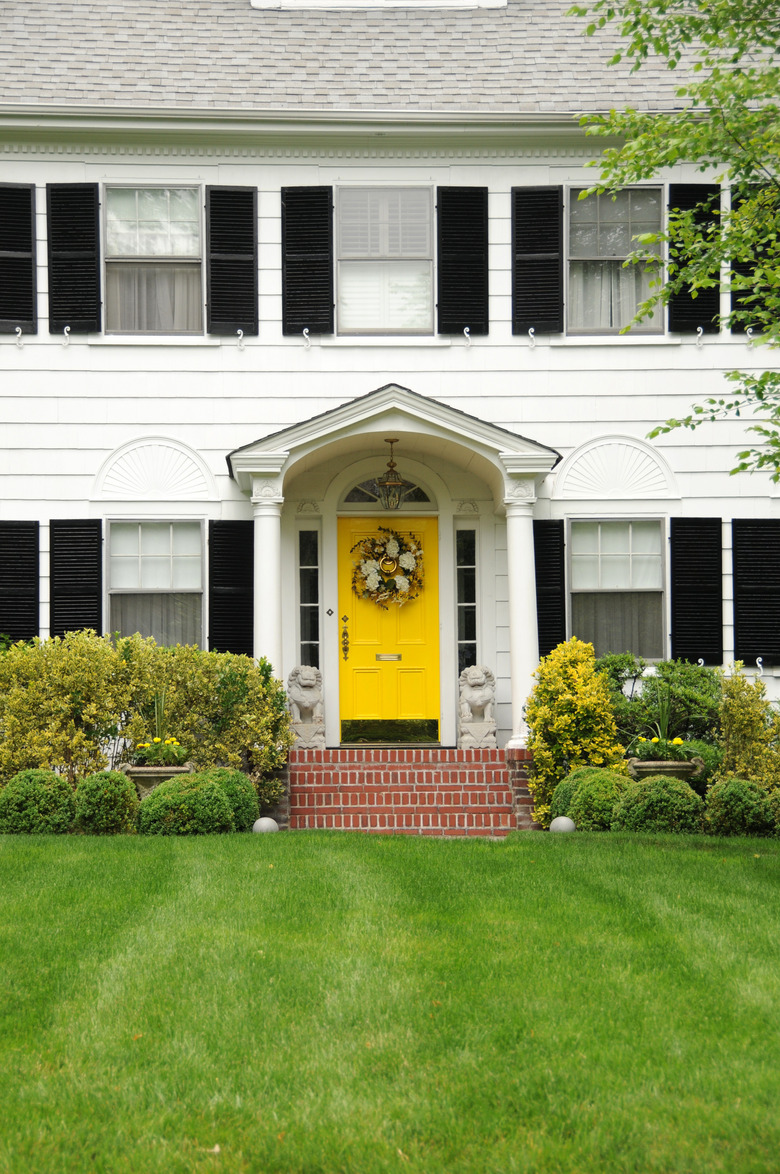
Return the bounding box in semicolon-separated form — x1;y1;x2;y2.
1;0;778;767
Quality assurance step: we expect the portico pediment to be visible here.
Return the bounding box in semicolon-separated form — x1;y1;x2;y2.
228;383;560;506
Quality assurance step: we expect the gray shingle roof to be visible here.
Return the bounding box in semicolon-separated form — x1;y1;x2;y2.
0;0;684;116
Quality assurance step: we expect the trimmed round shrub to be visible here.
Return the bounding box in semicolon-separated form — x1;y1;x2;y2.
705;777;775;837
550;777;578;820
567;768;628;831
612;774;704;834
0;769;75;834
685;739;723;796
74;770;139;835
190;768;259;832
138;775;235;836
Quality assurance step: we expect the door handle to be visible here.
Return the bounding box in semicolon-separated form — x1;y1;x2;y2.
341;615;350;661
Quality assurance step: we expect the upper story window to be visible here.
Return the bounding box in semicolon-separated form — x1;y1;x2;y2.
337;188;433;334
568;188;662;334
105;187;203;334
511;183;721;339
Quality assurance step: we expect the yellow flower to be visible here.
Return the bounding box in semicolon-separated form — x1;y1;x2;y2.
651;737;659;743
153;737;162;743
672;737;684;745
638;737;646;743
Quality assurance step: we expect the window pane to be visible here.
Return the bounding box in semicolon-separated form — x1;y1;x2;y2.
568;260;661;333
457;567;476;603
107;188;199;259
601;522;629;555
300;643;319;670
572;591;663;658
301;608;319;642
300;568;318;605
172;523;202;555
632;520;662;554
458;644;478;675
456;530;476;565
141;523;171;556
570;522;598;554
600;555;631;590
109;557;139;589
299;530;318;567
110;522;138;555
458;607;477;641
339;188;431;259
632;555;663;589
140;556;171;589
338;260;433;332
106;263;202;333
172;556;202;590
571;555;599;590
110;593;202;647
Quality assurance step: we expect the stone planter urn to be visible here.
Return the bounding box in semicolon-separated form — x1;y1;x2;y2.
123;763;195;802
626;757;705;784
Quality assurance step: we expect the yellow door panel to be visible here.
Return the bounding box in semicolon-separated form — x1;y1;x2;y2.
338;516;439;740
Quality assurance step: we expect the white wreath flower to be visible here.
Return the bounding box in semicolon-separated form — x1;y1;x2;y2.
350;527;424;609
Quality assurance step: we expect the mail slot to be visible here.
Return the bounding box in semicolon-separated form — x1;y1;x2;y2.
376;653;402;661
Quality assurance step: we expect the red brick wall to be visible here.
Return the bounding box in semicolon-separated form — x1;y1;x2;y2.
288;747;530;836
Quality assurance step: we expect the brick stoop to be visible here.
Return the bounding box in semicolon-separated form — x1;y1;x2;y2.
288;746;536;837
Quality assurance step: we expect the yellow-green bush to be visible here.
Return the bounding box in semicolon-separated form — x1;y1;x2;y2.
0;631;131;783
525;638;626;827
716;665;780;790
0;630;293;786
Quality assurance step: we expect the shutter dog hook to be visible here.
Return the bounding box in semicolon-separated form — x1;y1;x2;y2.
15;327;23;349
756;657;764;677
62;326;70;347
746;327;754;348
463;326;471;347
528;327;536;349
302;328;311;349
236;328;245;351
695;326;704;349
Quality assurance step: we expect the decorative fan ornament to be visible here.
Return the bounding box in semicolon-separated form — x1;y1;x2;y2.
351;527;424;609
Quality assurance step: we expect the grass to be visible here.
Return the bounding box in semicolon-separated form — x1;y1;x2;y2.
0;831;779;1174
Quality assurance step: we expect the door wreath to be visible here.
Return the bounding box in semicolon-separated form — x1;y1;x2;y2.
351;526;424;609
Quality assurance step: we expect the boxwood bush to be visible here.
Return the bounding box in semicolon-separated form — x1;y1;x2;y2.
705;777;776;837
0;769;75;834
189;768;259;832
612;774;704;834
567;768;628;831
138;775;235;836
74;770;139;835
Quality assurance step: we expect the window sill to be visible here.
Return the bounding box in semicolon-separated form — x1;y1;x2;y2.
318;335;453;348
88;336;225;347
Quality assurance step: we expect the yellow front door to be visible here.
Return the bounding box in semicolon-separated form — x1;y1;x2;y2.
338;516;439;742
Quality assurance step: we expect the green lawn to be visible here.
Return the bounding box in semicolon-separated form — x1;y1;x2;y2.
0;831;778;1174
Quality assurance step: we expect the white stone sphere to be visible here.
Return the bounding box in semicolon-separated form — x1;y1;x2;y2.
252;817;279;834
549;815;576;833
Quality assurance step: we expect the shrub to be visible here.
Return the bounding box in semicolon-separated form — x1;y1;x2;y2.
0;631;130;784
74;770;139;835
595;654;721;744
769;790;780;835
567;769;628;831
705;777;776;837
525;639;626;827
190;768;259;832
716;666;780;788
612;775;704;834
138;775;235;836
685;739;722;796
0;769;75;834
550;777;578;819
117;637;294;776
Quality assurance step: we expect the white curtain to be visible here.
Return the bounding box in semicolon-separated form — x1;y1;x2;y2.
568;261;660;333
106;263;202;333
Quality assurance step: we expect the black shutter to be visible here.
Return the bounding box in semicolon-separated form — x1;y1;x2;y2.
732;519;780;665
436;187;488;335
512;187;563;335
206;186;258;336
0;522;39;642
281;186;333;335
670;518;723;664
46;183;101;333
50;520;103;638
667;184;721;334
533;520;566;657
0;184;37;334
209;521;254;656
730;187;770;334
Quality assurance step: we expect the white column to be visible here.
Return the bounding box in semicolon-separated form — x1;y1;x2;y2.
252;491;283;675
505;496;539;747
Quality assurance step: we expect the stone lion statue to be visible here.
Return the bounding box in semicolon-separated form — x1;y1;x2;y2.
458;665;496;722
287;665;324;724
